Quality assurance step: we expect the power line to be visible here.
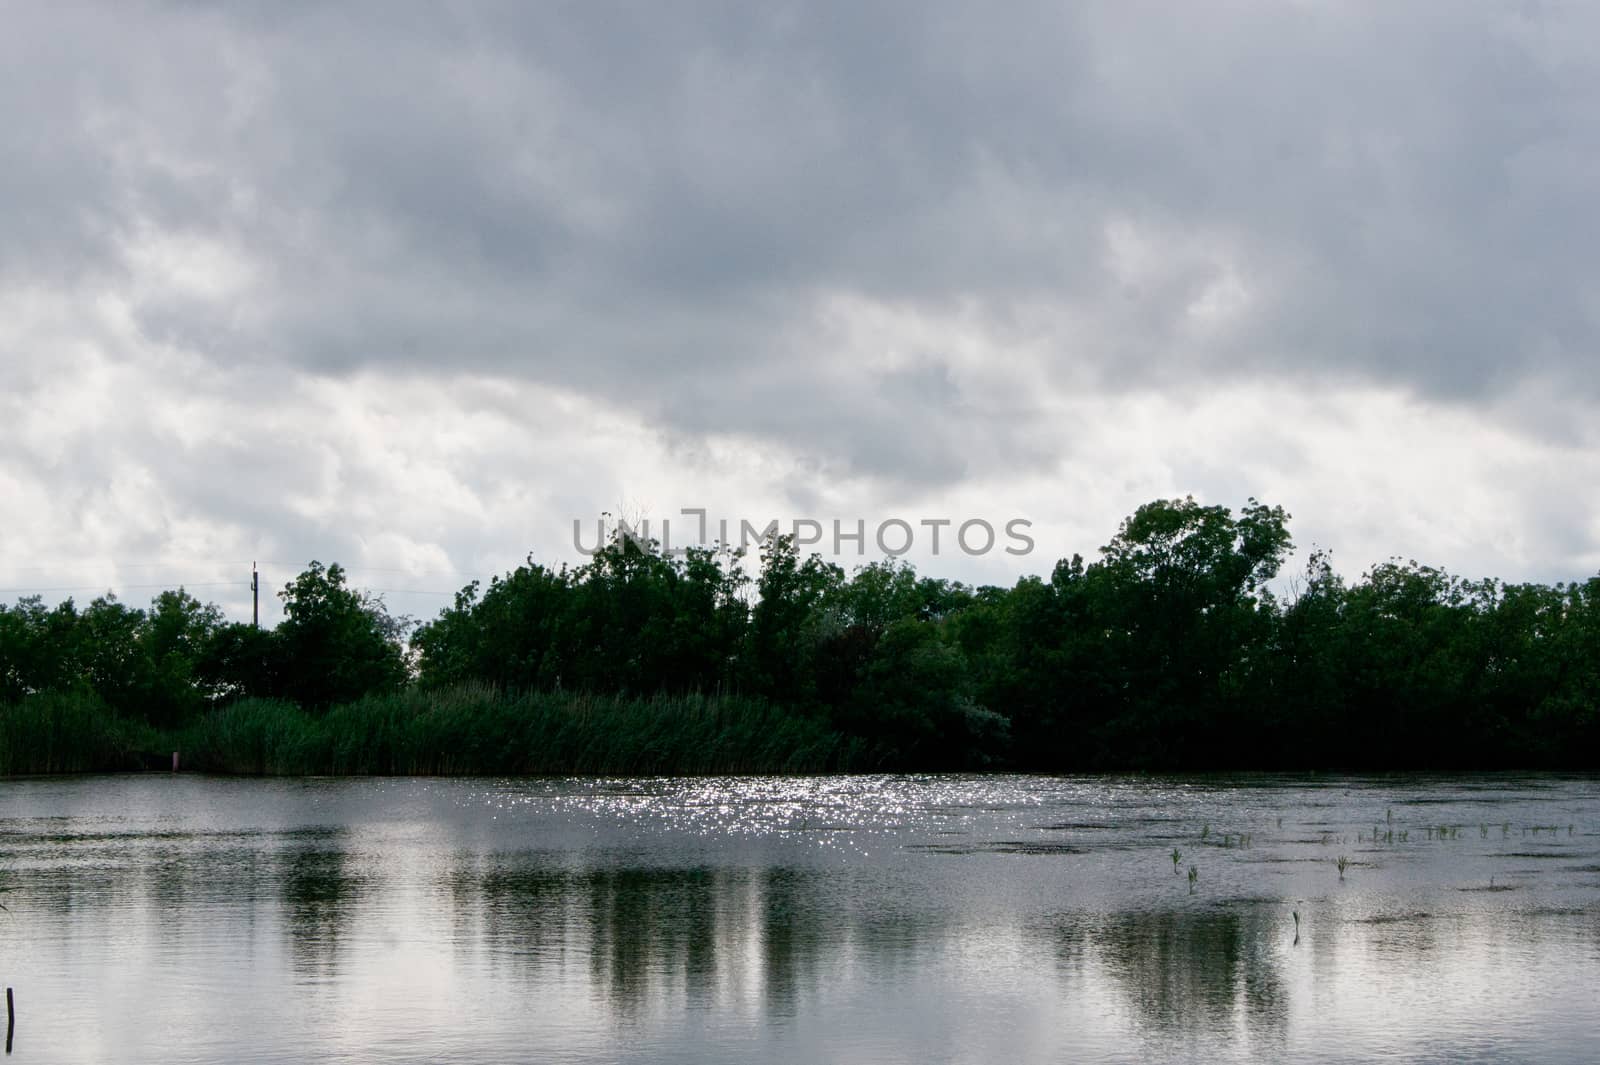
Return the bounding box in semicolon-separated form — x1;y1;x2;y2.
365;588;459;597
1;581;466;599
0;557;492;603
0;559;492;579
0;581;249;595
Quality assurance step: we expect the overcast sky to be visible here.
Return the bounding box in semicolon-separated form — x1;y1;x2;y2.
3;1;1599;625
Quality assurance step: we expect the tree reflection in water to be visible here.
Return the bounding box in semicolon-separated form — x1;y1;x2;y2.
278;831;367;977
1046;905;1288;1048
445;859;900;1022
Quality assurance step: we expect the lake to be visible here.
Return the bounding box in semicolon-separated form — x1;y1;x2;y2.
1;774;1597;1063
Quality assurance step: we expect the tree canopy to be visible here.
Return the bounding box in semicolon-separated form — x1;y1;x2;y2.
3;498;1597;770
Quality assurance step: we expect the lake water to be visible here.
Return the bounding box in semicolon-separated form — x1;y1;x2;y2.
1;774;1597;1063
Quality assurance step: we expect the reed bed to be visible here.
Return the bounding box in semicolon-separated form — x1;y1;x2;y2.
177;686;862;776
0;691;148;774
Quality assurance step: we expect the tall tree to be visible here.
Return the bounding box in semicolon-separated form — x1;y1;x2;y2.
275;562;408;708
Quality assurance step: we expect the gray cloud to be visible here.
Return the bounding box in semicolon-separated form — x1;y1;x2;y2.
2;0;1599;603
15;5;1600;393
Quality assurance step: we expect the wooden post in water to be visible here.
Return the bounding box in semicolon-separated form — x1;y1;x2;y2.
172;750;180;773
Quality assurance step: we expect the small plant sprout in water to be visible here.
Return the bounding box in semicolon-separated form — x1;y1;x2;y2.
1171;848;1182;874
1336;855;1350;880
1200;824;1210;841
1292;909;1300;944
1188;865;1198;893
1481;823;1488;839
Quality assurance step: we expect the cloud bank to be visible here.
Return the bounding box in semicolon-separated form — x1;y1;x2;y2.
3;1;1598;623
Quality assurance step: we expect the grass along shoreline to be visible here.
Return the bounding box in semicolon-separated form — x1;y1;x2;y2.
1;687;863;777
5;686;1597;777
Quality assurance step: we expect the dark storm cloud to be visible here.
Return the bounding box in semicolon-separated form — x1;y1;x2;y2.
4;0;1600;490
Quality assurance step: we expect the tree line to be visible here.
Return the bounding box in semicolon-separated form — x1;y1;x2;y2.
3;497;1597;771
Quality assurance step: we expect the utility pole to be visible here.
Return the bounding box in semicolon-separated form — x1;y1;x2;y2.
252;562;259;628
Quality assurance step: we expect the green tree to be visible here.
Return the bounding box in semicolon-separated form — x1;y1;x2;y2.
745;535;844;700
196;621;283;704
275;562;408;708
847;616;1006;768
0;596;86;701
76;595;152;716
142;588;224;725
1087;496;1293;766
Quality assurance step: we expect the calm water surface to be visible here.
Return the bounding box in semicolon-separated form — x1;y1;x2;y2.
1;774;1598;1063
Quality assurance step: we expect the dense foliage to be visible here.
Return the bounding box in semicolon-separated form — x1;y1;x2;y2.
2;497;1597;773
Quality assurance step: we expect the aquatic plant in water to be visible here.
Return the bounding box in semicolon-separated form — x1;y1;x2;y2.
1336;855;1349;879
